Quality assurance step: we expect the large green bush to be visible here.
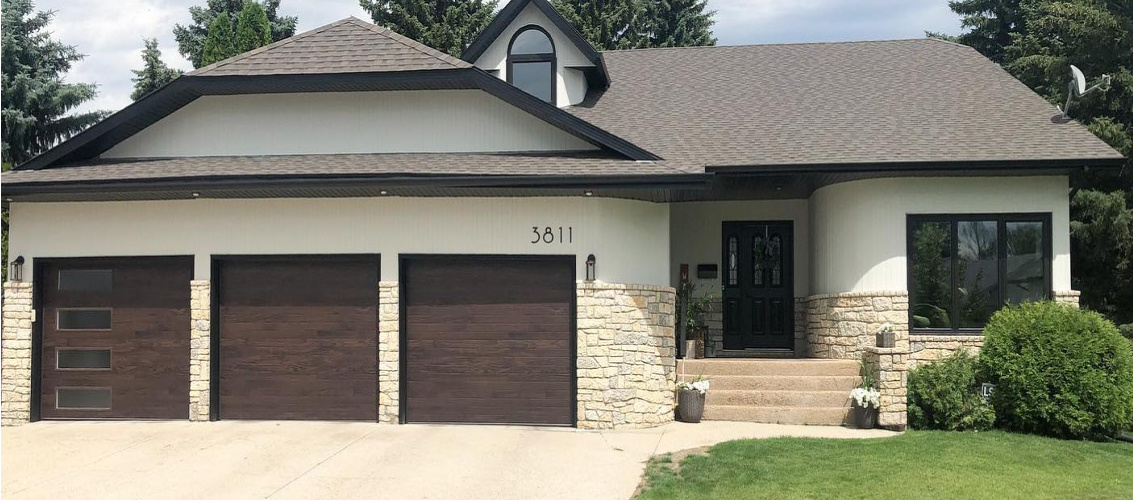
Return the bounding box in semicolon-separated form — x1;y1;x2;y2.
980;302;1133;439
908;350;995;431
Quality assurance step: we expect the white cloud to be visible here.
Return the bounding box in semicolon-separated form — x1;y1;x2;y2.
33;0;962;115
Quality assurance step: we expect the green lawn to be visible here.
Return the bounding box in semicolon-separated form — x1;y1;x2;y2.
636;431;1133;500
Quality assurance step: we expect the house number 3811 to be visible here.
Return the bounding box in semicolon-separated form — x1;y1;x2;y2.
531;226;573;244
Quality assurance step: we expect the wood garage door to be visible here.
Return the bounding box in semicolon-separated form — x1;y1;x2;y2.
38;257;192;419
217;256;379;420
403;256;574;425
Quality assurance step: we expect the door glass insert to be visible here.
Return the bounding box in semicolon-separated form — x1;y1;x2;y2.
57;309;112;330
769;235;782;286
727;235;738;286
56;387;111;410
58;269;112;292
752;235;765;285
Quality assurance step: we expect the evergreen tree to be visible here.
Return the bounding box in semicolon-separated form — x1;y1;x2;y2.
642;0;715;48
130;38;183;101
175;0;297;68
553;0;641;50
235;1;273;53
201;12;237;66
1;0;108;165
359;0;499;57
940;0;1133;325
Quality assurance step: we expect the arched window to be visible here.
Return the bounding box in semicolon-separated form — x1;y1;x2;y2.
507;26;555;103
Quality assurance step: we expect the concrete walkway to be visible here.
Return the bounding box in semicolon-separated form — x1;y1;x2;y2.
1;421;895;500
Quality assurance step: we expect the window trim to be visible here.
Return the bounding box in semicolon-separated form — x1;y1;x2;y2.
55;308;113;331
506;24;556;104
56;348;112;371
906;212;1053;336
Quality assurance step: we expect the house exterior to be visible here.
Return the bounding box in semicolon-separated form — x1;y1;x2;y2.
0;0;1123;430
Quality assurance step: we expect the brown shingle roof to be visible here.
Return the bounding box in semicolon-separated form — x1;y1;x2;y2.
188;17;471;77
567;39;1123;171
1;152;688;185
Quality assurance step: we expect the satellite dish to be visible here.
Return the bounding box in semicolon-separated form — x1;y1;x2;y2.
1060;64;1112;119
1070;65;1087;95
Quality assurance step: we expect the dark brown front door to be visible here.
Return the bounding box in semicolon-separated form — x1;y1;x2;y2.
722;222;794;350
38;257;192;419
217;256;379;420
403;256;574;425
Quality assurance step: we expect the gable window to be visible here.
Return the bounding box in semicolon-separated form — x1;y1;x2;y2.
508;25;556;103
907;213;1052;333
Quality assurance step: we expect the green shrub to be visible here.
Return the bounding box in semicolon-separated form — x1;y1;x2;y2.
980;302;1133;439
1121;324;1133;344
908;350;995;431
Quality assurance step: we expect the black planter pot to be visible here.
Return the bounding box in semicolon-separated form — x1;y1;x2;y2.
677;388;706;423
853;404;878;429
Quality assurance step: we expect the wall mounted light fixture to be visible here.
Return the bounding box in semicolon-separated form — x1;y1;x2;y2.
9;255;25;282
585;254;596;282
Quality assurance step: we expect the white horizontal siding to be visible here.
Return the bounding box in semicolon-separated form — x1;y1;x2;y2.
102;90;596;158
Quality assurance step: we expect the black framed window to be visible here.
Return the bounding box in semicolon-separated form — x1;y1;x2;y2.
908;213;1052;333
507;25;555;103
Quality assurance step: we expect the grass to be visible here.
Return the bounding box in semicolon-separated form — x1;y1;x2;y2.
635;431;1133;500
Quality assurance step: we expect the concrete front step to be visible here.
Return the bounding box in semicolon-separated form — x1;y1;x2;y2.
678;374;861;392
706;389;852;408
702;405;851;426
678;359;860;377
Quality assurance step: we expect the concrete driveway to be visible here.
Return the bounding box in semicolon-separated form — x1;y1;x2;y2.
2;421;894;500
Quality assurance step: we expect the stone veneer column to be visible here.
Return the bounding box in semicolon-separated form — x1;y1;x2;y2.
576;283;676;429
2;282;34;426
189;280;211;421
378;282;399;424
806;291;909;359
864;344;909;431
1053;290;1081;307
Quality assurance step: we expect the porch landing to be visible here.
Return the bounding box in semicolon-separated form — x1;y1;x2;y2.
677;359;860;426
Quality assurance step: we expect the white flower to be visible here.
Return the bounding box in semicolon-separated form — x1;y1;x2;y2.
877;323;893;334
678;379;710;394
850;387;881;408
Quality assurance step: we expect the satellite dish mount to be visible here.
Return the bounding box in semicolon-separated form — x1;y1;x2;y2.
1060;64;1111;118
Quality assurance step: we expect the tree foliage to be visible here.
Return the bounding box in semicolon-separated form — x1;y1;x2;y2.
235;1;273;53
202;12;237;66
554;0;715;50
1;0;107;165
175;0;297;68
130;38;183;101
359;0;499;57
941;0;1133;325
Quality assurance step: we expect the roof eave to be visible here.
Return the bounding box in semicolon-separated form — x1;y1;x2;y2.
705;157;1127;175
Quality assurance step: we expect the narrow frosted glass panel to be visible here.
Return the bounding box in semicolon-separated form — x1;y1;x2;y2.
56;388;111;410
58;269;112;292
57;349;111;369
57;309;112;330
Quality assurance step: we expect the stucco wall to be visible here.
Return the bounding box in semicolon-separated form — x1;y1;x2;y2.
669;200;810;297
472;2;592;107
102;90;596;158
7;197;669;285
809;176;1071;294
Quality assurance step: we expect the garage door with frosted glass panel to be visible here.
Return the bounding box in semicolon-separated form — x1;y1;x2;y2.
38;257;192;419
216;256;379;420
403;256;574;425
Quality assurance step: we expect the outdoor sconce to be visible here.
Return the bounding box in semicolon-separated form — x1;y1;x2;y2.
585;254;596;282
9;255;25;282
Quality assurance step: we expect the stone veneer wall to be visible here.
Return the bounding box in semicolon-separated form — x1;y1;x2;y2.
2;282;33;426
806;291;909;359
189;280;211;421
378;281;399;424
1053;290;1081;307
576;282;676;429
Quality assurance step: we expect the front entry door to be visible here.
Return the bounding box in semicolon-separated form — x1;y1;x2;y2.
722;222;794;350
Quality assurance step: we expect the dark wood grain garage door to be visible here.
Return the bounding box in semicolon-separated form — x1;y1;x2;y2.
217;256;379;420
403;256;574;425
38;257;192;419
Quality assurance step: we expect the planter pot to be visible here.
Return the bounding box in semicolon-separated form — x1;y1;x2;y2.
852;404;878;429
677;388;706;423
684;339;706;359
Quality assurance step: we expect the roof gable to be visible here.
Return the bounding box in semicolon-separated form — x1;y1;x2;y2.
462;0;608;88
189;17;470;76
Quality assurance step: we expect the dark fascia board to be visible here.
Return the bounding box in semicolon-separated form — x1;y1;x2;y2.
17;66;655;170
470;70;657;160
460;0;609;89
3;173;709;197
705;157;1127;175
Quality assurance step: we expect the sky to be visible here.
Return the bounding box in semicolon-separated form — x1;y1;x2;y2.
35;0;963;114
